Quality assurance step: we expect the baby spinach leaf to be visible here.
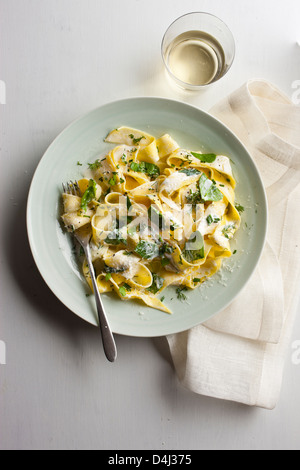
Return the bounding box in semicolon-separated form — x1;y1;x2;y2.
198;173;223;202
182;231;205;263
134;240;160;260
191;152;217;163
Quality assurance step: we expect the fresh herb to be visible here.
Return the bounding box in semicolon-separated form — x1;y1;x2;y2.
235;203;245;213
159;241;174;256
105;273;112;281
186;188;203;206
179;168;201;176
77;161;83;166
108;172;118;186
206;214;221;225
182;231;205;263
80;179;97;211
121;154;127;164
119;286;127;297
198;173;223;202
161;256;170;267
147;273;164;294
222;224;235;239
126;195;132;209
104;229;127;245
176;286;188;301
160;296;165;303
120;178;125;184
104;265;125;274
134;240;160;260
130;161;160;178
193;278;201;283
88;160;102;170
191;152;217;163
129;134;146;145
119;283;132;297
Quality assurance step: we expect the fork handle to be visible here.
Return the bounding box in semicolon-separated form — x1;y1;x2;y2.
84;244;117;362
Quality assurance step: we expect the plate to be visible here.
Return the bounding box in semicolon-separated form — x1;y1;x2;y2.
26;97;267;337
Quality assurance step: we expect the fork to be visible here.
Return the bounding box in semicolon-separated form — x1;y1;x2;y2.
62;181;117;362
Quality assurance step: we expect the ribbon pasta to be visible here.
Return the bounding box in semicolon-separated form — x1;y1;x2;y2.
61;127;241;314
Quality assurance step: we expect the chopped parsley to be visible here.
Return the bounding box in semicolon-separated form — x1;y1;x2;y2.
119;286;127;297
176;286;188;301
80;179;97;212
206;214;221;225
119;284;131;297
222;223;235;239
129;134;146;145
88;159;102;170
108;172;118;186
235;203;245;213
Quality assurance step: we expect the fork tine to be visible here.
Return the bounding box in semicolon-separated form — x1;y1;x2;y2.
72;180;80;197
62;180;81;197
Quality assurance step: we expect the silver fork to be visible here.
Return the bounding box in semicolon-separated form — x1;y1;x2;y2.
62;181;117;362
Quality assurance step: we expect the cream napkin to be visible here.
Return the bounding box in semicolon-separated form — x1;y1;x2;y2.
167;80;300;409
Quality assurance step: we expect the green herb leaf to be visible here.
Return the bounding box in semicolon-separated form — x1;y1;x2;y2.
130;161;160;178
104;229;127;245
119;286;127;297
80;179;97;212
191;152;217;163
129;134;146;145
147;273;164;294
182;231;205;263
104;265;125;274
179;168;201;176
161;256;170;267
198;173;223;202
176;286;188;301
108;173;118;186
206;214;221;225
88;160;102;170
186;188;203;206
134;240;160;260
235;203;245;213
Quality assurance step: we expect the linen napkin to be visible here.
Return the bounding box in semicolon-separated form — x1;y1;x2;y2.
167;79;300;409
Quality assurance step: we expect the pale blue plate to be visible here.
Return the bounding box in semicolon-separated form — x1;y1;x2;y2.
27;97;267;337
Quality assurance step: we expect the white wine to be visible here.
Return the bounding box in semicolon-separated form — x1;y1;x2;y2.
165;31;226;86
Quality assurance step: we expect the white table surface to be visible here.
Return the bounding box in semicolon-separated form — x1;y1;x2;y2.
1;0;300;451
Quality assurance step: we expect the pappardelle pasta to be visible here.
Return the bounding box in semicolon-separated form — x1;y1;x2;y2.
61;127;241;314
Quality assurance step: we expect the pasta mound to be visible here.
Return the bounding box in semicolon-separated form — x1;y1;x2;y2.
61;127;241;314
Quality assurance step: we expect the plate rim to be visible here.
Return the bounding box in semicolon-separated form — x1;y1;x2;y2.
26;96;268;337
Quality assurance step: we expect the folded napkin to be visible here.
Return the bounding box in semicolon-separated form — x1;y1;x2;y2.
167;79;300;409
